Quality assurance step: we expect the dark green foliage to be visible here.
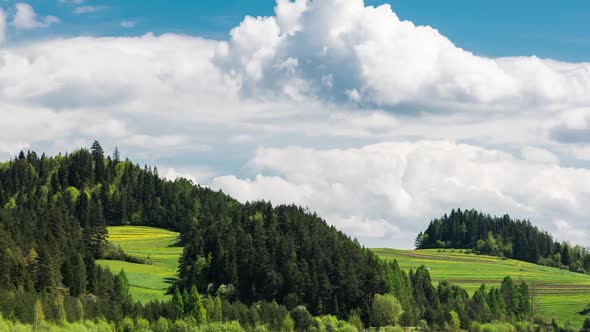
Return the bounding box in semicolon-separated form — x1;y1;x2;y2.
417;209;590;274
176;200;387;318
0;143;539;330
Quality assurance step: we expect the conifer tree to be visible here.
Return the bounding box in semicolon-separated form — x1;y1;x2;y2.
188;285;207;324
172;288;184;320
34;298;45;330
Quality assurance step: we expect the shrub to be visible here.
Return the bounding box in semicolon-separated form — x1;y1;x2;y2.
371;294;403;328
291;306;313;332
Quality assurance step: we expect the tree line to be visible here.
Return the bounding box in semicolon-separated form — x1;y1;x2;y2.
0;142;582;331
415;209;590;274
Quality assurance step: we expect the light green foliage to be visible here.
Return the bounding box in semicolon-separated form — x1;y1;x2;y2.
53;295;67;323
135;317;151;332
514;321;536;332
204;295;223;323
374;248;590;328
196;321;244;332
291;306;313;332
97;226;183;302
119;317;134;332
472;322;516;332
151;317;170;332
172;288;184;320
0;315;114;332
449;310;460;331
188;286;207;324
371;294;403;328
33;299;44;330
348;312;363;332
3;197;16;210
281;315;295;332
65;186;81;203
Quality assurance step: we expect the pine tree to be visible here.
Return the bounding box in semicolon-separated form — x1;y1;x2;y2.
188;285;207;324
34;298;45;330
91;141;105;183
53;294;67;323
74;298;84;322
172;288;184;320
114;270;131;304
517;282;531;319
500;276;517;317
113;146;120;163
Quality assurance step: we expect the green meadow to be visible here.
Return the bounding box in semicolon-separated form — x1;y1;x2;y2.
374;248;590;328
97;226;183;303
97;226;590;327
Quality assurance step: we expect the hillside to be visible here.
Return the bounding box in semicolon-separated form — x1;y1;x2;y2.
2;143;589;331
375;248;590;328
98;226;182;302
0;143;390;326
416;209;590;273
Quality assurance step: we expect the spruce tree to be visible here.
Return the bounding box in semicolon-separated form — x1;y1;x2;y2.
189;285;207;324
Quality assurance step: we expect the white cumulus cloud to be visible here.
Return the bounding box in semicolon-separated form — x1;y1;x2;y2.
212;141;590;247
1;0;590;250
215;0;590;112
11;3;59;30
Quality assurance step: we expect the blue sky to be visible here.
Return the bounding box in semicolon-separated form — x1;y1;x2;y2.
7;0;590;62
3;0;590;248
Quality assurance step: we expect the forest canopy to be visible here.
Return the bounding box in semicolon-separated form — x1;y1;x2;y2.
0;143;570;331
415;209;590;274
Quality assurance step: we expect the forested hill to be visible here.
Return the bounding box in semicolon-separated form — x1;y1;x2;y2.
1;142;560;331
415;209;590;273
0;142;387;319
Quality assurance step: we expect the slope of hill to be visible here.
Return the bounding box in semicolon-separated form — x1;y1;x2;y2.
416;209;590;273
374;248;590;327
97;226;182;302
3;143;588;330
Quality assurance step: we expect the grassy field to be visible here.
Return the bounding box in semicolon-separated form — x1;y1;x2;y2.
97;226;183;303
96;226;590;326
374;248;590;327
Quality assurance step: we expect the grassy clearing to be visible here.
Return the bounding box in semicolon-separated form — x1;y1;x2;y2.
98;226;182;303
374;248;590;328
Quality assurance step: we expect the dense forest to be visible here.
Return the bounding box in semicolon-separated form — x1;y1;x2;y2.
415;209;590;273
0;142;387;319
0;142;582;331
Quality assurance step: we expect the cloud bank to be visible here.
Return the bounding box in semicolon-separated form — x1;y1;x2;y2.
1;0;590;248
213;142;590;246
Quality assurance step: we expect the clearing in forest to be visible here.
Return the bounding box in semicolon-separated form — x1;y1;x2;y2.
98;226;183;303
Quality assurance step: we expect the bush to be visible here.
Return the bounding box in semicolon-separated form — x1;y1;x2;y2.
102;242;147;264
152;317;170;332
371;294;403;328
478;322;516;332
514;321;535;332
291;306;313;332
119;317;135;332
197;321;244;332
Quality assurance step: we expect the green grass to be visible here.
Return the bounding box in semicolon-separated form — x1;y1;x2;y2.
374;248;590;328
97;226;183;303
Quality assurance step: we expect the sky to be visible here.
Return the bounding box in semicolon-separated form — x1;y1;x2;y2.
1;0;590;248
